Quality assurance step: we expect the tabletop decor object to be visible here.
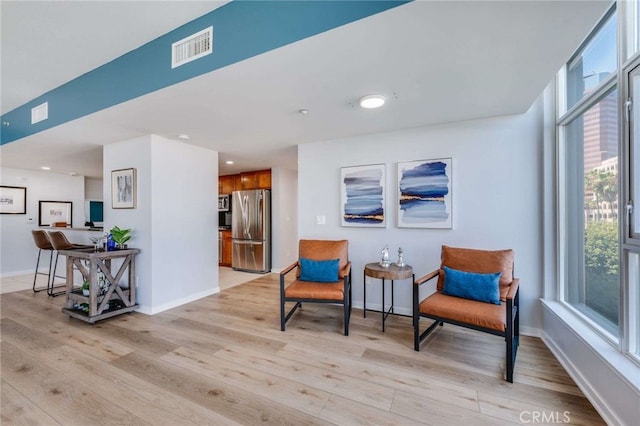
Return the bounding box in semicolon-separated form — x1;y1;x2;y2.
395;247;405;267
109;226;131;249
380;245;390;267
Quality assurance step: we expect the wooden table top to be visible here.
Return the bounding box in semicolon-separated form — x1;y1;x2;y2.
58;247;140;259
364;262;413;280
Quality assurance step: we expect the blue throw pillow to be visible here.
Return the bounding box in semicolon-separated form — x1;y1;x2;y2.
442;266;501;305
299;258;340;283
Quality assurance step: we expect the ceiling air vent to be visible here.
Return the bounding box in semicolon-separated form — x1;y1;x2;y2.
31;102;48;124
171;26;213;69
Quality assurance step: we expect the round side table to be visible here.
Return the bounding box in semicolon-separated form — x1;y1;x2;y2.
363;262;414;332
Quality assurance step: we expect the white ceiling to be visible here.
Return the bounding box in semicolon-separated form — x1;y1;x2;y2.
0;1;611;178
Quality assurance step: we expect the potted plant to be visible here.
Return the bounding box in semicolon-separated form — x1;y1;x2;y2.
110;226;132;249
82;280;90;296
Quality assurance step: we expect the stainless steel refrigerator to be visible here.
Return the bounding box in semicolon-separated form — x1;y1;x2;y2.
232;189;271;273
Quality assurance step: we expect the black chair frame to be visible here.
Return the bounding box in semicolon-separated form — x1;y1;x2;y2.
413;271;520;383
280;264;352;336
32;244;55;294
48;231;92;297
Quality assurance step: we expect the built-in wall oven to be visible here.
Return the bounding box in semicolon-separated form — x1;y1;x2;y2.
218;194;230;211
219;211;232;228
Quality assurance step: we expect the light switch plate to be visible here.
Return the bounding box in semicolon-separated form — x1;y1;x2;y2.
316;215;326;225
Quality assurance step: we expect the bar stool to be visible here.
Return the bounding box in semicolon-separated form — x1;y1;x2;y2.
31;230;55;293
48;231;92;296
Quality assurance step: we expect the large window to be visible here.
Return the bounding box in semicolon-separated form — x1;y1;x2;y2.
631;65;640;238
561;7;619;336
625;60;640;360
567;11;617;110
563;89;620;334
560;1;640;362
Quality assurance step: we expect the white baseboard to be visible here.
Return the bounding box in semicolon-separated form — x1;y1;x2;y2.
136;286;220;315
1;269;35;278
520;326;540;337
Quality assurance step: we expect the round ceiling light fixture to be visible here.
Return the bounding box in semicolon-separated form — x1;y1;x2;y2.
225;160;234;165
177;134;190;140
359;94;386;109
41;166;51;171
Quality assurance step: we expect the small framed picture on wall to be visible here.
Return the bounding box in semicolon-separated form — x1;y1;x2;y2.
340;163;386;227
112;168;136;209
397;158;452;229
39;201;72;227
0;185;27;214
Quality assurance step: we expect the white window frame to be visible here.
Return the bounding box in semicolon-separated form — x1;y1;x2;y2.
557;3;622;347
557;1;640;366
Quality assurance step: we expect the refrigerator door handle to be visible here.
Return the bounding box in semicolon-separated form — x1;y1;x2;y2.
232;240;263;245
257;193;263;238
241;194;251;239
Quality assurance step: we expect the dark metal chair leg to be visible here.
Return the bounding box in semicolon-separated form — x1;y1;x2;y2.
280;274;286;331
47;252;66;297
508;291;520;383
32;249;43;292
413;280;420;351
343;274;350;336
33;249;56;293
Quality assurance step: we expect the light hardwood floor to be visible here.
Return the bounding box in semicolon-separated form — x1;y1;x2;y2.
1;274;604;425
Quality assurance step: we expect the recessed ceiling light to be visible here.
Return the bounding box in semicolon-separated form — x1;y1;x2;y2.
41;166;51;170
69;172;78;176
225;160;234;165
359;94;386;109
178;134;190;140
298;109;309;115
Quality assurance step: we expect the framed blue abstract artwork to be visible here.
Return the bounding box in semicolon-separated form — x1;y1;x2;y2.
397;158;452;228
340;164;386;227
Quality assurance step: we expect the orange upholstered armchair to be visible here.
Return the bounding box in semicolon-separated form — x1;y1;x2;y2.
280;240;352;335
413;245;520;382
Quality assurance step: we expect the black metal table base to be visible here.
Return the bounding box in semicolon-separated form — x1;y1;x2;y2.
363;273;414;332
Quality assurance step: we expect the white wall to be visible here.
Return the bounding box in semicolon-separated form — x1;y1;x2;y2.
0;167;85;277
149;135;218;311
271;166;298;271
298;99;544;333
104;135;218;314
84;177;103;200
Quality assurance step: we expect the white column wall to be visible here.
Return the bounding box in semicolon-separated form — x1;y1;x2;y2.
271;166;298;271
298;98;544;333
149;135;218;311
103;135;218;314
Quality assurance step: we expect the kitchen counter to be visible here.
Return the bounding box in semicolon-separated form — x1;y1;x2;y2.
39;227;103;231
38;227;104;245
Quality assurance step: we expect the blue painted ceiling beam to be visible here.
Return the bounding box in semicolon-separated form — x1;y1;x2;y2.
1;0;409;145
